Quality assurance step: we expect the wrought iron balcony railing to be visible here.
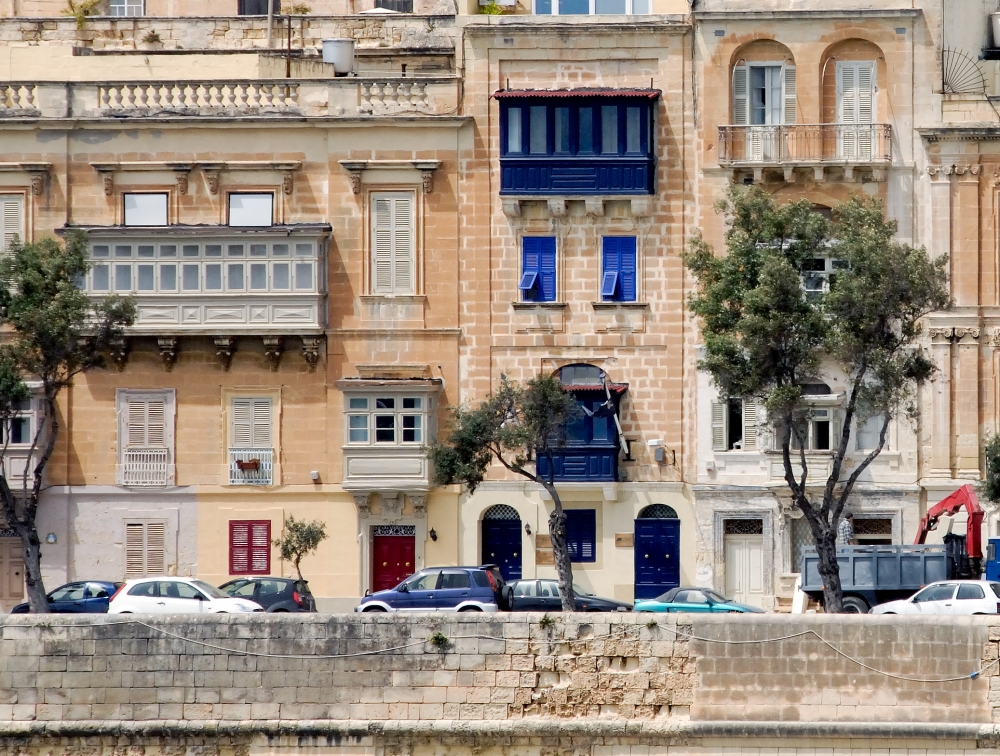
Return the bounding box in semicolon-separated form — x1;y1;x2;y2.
229;448;274;486
118;447;171;487
718;124;892;166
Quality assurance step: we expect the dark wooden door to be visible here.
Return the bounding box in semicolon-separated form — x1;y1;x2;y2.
634;518;680;600
372;535;415;592
482;519;522;581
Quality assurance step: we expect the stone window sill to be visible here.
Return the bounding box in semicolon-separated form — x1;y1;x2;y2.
360;295;426;304
511;302;568;310
591;301;649;310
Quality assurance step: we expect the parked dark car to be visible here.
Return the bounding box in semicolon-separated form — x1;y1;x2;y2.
509;579;631;612
218;577;316;612
355;565;511;612
10;580;123;614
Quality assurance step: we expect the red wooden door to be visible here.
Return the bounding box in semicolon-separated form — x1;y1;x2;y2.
372;535;415;592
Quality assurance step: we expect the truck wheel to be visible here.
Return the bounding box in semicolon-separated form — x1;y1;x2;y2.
841;596;869;614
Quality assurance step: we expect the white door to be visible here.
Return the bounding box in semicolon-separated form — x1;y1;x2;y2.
724;534;764;607
0;538;23;612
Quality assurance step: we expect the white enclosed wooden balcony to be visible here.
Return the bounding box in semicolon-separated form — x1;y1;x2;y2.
117;448;171;487
73;225;329;336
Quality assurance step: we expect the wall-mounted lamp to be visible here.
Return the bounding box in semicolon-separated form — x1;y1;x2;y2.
429;528;438;542
45;533;57;544
524;523;532;536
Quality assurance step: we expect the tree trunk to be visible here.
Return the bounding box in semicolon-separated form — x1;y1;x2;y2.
815;530;844;614
543;482;575;612
15;520;47;613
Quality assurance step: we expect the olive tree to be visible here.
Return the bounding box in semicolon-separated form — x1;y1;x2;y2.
683;187;950;613
0;232;135;612
431;374;581;611
273;514;327;586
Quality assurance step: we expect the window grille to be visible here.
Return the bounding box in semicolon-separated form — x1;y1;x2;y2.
637;504;678;519
724;518;763;536
483;505;521;521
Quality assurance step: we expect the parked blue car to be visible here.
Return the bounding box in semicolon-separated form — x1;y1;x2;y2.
10;580;123;614
355;565;511;612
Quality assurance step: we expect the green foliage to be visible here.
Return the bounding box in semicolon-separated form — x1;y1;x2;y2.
62;0;103;30
982;435;1000;506
428;631;450;650
431;373;580;492
538;613;556;629
683;186;950;611
288;3;312;12
142;29;162;44
480;0;505;14
645;618;658;629
273;515;327;583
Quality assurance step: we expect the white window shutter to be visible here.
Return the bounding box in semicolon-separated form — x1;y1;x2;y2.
126;398;147;447
251;398;272;448
145;521;166;575
742;400;758;451
857;63;875;124
145;398;166;447
782;65;796;124
732;64;748;125
124;522;146;577
393;196;414;294
711;401;727;451
232;398;253;448
838;63;856;123
0;196;22;253
372;197;393;293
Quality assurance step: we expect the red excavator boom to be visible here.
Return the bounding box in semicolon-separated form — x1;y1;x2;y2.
913;484;984;559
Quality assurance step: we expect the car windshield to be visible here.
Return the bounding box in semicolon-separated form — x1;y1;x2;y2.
220;579;252;594
912;583;956;603
703;589;729;603
572;584;593;596
191;580;230;599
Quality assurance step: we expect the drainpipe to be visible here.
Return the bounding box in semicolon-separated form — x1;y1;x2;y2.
266;0;275;48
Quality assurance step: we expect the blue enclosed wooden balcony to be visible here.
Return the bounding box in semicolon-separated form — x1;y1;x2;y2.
536;447;619;482
495;88;658;196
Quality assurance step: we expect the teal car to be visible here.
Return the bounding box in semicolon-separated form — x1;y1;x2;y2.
633;586;765;613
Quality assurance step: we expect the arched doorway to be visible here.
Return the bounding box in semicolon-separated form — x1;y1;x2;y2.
481;505;522;581
634;504;680;599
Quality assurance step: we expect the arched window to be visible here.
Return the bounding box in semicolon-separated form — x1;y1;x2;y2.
638;504;678;519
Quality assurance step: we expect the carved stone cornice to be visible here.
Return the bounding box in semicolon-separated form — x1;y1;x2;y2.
929;327;955;343
927;165;953;180
954;164;982;180
954;327;980;343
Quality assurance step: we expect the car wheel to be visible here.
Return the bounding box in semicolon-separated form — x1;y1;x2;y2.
840;596;869;614
363;606;387;613
459;606;482;612
273;609;289;613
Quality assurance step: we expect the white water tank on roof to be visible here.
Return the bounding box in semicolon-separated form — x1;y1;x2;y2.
322;38;355;77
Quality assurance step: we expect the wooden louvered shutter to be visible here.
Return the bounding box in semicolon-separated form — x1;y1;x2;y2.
857;63;875;124
742;400;758;451
732;64;748;125
619;237;637;302
782;65;796;124
145;522;165;574
838;63;857;124
232;399;253;448
711;402;727;451
0;196;22;253
372;196;393;293
250;521;270;573
252;399;272;448
125;395;166;448
537;237;557;302
124;523;146;578
230;521;250;573
393;196;413;294
371;193;414;294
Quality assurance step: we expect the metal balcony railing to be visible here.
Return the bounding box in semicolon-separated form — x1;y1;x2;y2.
718;124;892;165
229;448;274;486
119;448;171;487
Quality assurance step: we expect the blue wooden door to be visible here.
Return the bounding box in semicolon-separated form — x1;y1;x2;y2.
634;518;680;599
482;519;522;581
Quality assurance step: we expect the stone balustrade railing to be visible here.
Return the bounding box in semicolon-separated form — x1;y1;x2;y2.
0;78;458;119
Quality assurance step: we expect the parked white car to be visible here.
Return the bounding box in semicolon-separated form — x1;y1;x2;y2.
108;578;263;614
871;580;1000;615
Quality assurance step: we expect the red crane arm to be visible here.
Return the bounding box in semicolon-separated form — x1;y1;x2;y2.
913;484;984;559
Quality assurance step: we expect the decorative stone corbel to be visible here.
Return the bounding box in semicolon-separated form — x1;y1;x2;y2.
585;198;605;217
380;492;403;522
783;166;795;183
109;337;129;372
547;198;566;217
100;170;114;197
283;171;294;195
29;171;45;197
157;337;178;371
301;336;322;371
353;493;371;519
812;166;825;182
991;328;1000;349
214;336;236;371
340;161;366;195
175;172;188;195
630;197;652;218
263;336;283;371
202;165;221;195
409;493;427;519
844;166;855;182
412;160;440;194
928;165;954;179
501;199;522;218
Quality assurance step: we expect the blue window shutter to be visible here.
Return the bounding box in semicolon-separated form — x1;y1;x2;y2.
603;236;636;302
537;237;557;302
620;236;637;301
522;237;542;301
565;510;596;563
601;271;619;299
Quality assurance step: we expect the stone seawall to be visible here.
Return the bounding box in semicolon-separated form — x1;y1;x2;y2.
0;613;997;754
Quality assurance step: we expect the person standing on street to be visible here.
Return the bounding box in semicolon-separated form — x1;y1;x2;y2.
837;511;855;546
